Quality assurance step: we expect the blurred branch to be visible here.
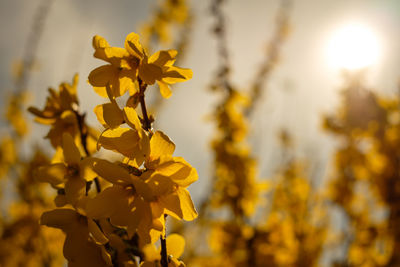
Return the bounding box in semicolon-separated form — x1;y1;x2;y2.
246;0;292;117
210;0;233;93
15;0;54;94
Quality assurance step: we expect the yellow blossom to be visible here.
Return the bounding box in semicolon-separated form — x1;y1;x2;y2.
34;133;97;207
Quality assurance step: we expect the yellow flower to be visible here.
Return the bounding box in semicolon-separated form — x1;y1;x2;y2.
34;133;97;207
86;131;197;245
40;208;109;267
28;74;79;125
96;105;149;167
88;35;138;98
125;32;192;98
28;75;83;148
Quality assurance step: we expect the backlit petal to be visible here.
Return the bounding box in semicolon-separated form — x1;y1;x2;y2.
149;50;177;67
160;188;197;221
94;102;124;129
156;157;198;187
97;128;140;157
157;81;172;99
88;65;116;87
119;69;137;96
123;106;141;132
125;32;144;59
92;159;132;185
161;66;192;84
149;131;175;161
79;157;98;181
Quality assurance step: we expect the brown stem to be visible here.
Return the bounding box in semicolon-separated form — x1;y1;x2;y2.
138;79;152;132
74;110;101;193
160;215;168;267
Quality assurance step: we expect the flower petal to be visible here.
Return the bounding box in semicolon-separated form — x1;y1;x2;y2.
86;186;130;219
94;102;124;129
92;35;110;50
147;173;174;196
156;157;198;187
161;66;193;84
34;163;66;187
131;176;154;201
125;32;144;59
88;218;109;245
79;157;98;181
118;69;137;96
139;62;163;85
149;49;177;67
149;131;175;161
62;133;81;165
97;128;140;157
157;81;172;99
123;106;142;132
88;65;116;87
92;159;132;185
160;188;197;221
65;177;86;206
40;208;79;231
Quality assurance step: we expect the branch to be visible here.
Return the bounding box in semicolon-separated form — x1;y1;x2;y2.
138;79;152;132
160;214;168;267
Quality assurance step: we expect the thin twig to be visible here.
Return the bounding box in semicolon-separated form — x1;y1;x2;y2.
160;215;168;267
16;0;54;94
246;0;292;117
138;79;152;132
74;110;101;193
210;0;233;93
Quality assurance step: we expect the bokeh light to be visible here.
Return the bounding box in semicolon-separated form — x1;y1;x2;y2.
326;23;381;70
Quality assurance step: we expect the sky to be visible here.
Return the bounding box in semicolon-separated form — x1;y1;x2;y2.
1;0;400;204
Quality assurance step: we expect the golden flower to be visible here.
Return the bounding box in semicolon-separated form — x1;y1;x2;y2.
40;208;109;267
34;133;97;207
86;131;197;245
28;74;79;125
89;32;192;99
88;35;138;98
125;32;192;98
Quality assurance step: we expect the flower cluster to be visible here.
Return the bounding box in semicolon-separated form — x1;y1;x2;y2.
29;32;196;267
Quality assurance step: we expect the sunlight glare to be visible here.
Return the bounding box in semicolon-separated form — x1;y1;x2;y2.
326;23;381;70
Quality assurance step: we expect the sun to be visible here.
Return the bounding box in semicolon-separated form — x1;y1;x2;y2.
326;23;381;70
